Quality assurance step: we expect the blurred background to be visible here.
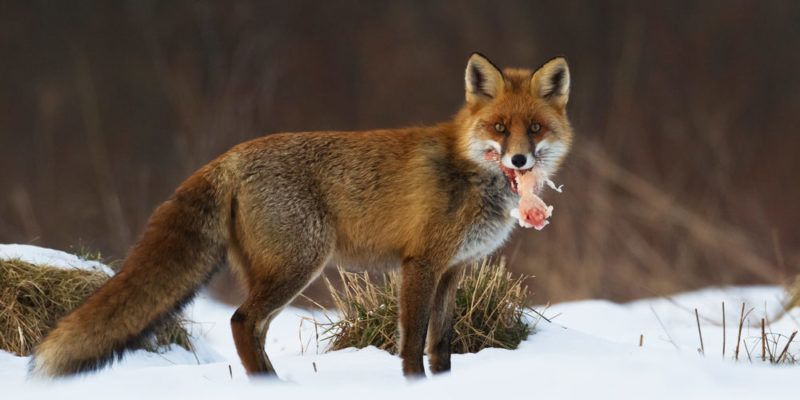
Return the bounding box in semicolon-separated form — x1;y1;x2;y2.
1;0;798;304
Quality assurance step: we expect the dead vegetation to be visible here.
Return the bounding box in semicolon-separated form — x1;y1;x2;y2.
315;259;539;355
689;299;799;366
0;257;191;356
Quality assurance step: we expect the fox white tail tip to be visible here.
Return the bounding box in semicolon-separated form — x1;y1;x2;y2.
29;353;55;379
29;343;72;379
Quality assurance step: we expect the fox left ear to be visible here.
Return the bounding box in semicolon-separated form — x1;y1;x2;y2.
531;57;570;112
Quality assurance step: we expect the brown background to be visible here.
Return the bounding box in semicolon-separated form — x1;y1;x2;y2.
1;0;798;304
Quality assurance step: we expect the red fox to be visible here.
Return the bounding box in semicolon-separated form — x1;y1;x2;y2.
32;53;573;378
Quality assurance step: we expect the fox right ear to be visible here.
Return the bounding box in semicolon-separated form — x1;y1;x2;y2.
531;57;570;112
465;53;505;105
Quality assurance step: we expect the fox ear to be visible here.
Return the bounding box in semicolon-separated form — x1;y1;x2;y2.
531;57;570;112
465;53;505;105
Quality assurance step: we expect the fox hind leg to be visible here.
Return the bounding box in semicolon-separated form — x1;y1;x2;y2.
227;182;335;376
230;294;274;374
230;253;329;376
227;214;332;376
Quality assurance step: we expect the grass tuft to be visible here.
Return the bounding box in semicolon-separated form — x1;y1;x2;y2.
318;258;536;354
68;245;106;264
0;257;192;356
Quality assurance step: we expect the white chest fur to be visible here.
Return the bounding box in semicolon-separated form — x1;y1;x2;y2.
454;217;515;264
450;158;519;265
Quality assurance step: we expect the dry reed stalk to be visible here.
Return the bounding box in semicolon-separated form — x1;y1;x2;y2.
761;318;766;362
776;331;797;364
695;308;704;355
722;302;726;358
650;305;679;350
735;303;745;361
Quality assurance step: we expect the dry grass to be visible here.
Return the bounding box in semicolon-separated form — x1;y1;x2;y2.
0;258;191;356
729;277;800;365
690;300;799;366
317;258;537;355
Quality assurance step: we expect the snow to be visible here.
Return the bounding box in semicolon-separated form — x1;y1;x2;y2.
0;244;115;276
2;245;799;399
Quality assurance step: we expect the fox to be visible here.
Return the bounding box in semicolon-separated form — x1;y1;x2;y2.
31;53;573;378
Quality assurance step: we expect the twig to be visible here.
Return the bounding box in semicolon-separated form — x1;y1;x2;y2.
299;318;305;355
639;334;643;347
761;318;766;362
734;303;753;361
766;328;776;362
314;318;320;355
722;302;726;358
695;308;705;355
650;305;679;350
735;303;744;361
528;306;552;323
776;331;797;363
743;340;753;363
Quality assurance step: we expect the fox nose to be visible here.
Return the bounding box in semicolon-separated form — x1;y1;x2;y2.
511;154;527;168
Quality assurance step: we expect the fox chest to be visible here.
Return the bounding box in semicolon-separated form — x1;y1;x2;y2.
453;175;517;264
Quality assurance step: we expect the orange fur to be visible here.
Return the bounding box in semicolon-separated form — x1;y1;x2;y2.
31;53;573;378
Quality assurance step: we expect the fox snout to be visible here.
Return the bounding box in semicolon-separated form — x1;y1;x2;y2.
501;152;535;170
510;154;528;168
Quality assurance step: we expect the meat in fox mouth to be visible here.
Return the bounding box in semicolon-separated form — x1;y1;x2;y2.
483;150;534;195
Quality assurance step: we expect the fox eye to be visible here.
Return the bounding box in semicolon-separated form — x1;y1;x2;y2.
494;123;507;133
529;123;542;133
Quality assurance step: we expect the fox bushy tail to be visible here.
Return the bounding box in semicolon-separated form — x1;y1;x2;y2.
31;164;231;377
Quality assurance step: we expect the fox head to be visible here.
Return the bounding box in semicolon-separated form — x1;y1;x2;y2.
459;53;573;178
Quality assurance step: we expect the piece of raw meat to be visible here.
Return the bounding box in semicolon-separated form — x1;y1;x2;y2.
511;169;553;230
484;149;562;230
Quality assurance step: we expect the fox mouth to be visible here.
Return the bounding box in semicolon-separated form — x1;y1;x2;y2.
484;150;532;195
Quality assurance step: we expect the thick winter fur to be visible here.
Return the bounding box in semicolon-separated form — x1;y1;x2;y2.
31;163;231;377
31;53;573;378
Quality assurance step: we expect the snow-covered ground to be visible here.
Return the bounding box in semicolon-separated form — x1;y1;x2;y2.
0;244;115;275
2;245;799;399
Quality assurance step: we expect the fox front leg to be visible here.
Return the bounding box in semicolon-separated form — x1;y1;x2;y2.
426;264;462;373
398;255;447;377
